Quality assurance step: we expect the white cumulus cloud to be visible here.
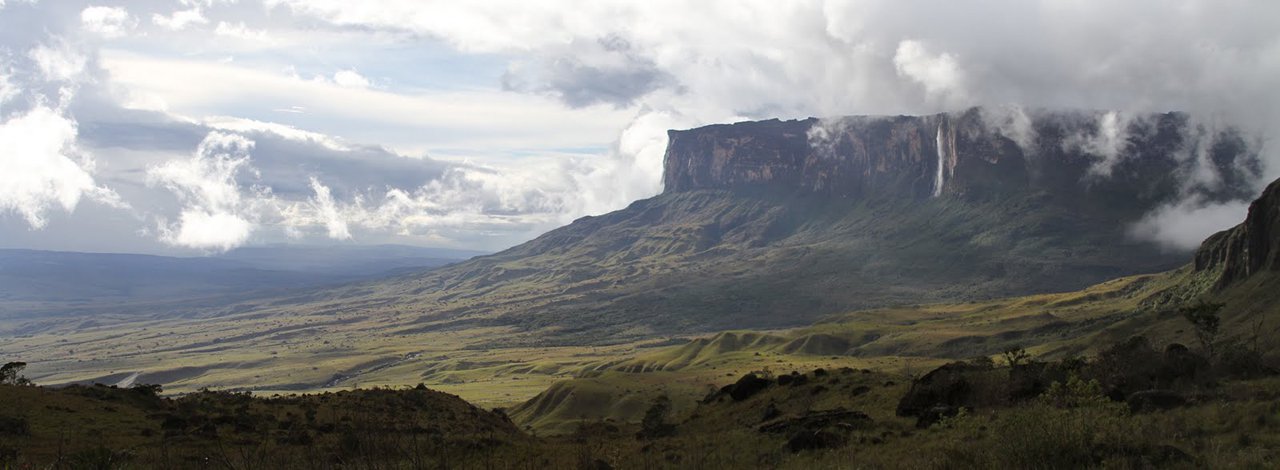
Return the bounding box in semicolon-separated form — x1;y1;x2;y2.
332;69;371;89
81;6;137;39
0;66;17;107
0;106;122;229
214;21;271;42
28;40;87;82
152;8;208;31
147;132;262;251
893;40;969;109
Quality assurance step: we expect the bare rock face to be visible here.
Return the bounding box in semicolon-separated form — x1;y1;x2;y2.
662;108;1258;218
662;116;946;199
1194;177;1280;289
211;108;1266;349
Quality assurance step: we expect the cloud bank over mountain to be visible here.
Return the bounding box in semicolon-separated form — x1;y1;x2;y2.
0;0;1276;253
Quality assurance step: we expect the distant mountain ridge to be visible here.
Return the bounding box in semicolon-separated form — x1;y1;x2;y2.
0;245;481;305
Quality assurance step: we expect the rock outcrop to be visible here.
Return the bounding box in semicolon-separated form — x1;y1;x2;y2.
663;108;1258;218
1194;177;1280;289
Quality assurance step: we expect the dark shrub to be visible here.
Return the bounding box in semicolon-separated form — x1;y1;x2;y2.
636;395;676;440
1091;336;1162;400
915;405;962;428
130;383;163;397
0;362;30;386
728;374;771;401
0;415;29;436
896;362;1001;417
68;447;133;469
1157;343;1210;387
786;429;847;452
1215;343;1271;379
1127;390;1187;413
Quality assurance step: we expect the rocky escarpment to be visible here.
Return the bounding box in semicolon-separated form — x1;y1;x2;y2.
370;109;1264;343
663;108;1259;218
123;109;1266;348
1194;177;1280;289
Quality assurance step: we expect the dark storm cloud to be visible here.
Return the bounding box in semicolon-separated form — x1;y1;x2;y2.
6;0;1280;253
501;35;672;108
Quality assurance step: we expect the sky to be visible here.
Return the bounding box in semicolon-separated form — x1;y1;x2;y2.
0;0;1278;255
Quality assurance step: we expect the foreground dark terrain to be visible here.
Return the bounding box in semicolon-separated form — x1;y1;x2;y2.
4;332;1280;469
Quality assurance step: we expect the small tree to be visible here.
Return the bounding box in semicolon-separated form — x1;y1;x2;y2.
0;362;31;386
1001;347;1030;367
131;383;163;397
1180;302;1224;358
636;394;675;440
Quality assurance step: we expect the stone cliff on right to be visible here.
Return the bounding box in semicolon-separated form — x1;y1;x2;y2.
1196;177;1280;290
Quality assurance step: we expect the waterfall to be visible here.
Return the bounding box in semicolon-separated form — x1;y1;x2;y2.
933;121;946;198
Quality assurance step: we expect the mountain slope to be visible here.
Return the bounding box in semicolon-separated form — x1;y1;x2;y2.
197;108;1261;346
505;175;1280;435
2;109;1259;397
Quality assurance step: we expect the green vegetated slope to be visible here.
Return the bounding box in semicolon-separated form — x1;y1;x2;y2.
507;177;1280;435
508;260;1278;435
0;188;1187;395
3;179;1279;470
463;188;1185;343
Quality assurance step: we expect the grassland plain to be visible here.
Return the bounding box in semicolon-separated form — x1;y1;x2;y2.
0;271;1162;405
3;234;1278;467
5;257;1275;437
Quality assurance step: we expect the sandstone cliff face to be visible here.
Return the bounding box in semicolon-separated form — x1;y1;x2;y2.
208;109;1265;347
1195;177;1280;289
662;108;1258;218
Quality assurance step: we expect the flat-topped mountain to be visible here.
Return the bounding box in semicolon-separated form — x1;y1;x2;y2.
223;108;1252;345
663;109;1255;206
15;108;1260;348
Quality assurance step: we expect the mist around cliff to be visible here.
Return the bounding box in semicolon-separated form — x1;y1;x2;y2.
2;1;1277;253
